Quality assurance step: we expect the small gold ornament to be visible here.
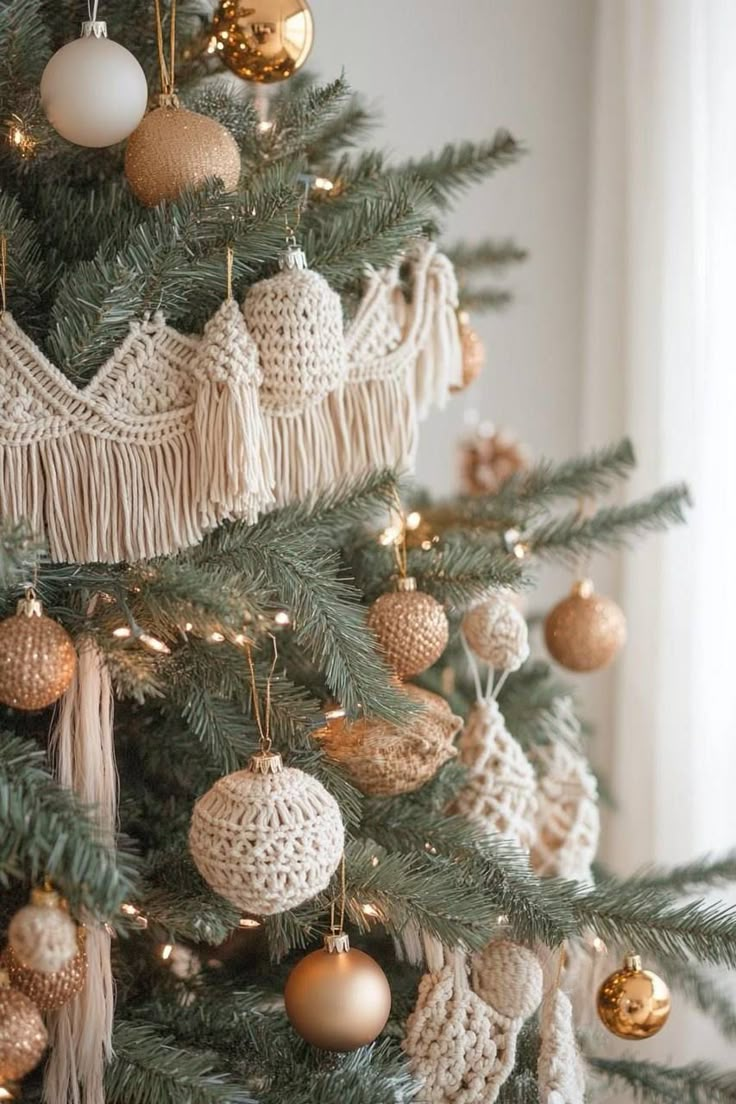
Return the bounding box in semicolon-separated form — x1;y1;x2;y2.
0;972;47;1082
450;310;485;393
284;932;391;1050
317;684;460;796
211;0;314;83
544;579;626;672
2;927;87;1013
8;886;77;974
124;95;241;207
0;590;77;711
457;425;529;496
366;577;449;680
597;954;671;1040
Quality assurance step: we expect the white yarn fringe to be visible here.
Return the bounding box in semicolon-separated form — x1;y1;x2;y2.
267;401;345;506
409;247;463;417
47;641;116;1104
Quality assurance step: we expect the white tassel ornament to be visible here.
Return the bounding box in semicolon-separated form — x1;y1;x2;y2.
538;987;586;1104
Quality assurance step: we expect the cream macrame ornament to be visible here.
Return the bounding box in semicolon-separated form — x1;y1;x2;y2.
537;987;586;1104
462;593;529;673
243;239;347;505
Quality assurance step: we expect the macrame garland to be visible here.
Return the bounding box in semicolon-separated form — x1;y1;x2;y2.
408;243;463;417
194;292;273;524
537;986;586;1104
46;639;116;1104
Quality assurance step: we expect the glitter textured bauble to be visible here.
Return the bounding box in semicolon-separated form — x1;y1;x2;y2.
597;955;671;1040
450;310;485;393
0;982;47;1082
40;22;147;147
462;593;529;671
366;578;449;680
2;929;87;1013
318;685;461;796
0;593;77;711
544;579;626;672
189;751;344;915
125;96;241;207
8;887;77;974
211;0;314;83
285;933;391;1051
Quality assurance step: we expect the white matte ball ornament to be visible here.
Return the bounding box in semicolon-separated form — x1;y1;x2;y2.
40;21;148;148
9;887;77;974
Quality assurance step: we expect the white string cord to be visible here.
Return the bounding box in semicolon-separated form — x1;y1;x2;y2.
460;630;485;705
87;0;100;22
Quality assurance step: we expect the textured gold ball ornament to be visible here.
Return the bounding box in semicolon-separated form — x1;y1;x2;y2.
544;578;626;672
8;886;77;974
0;972;47;1082
189;750;344;915
317;684;461;796
450;310;485;393
284;932;392;1051
2;928;87;1013
366;577;449;680
124;94;241;207
211;0;314;83
597;954;671;1040
0;591;77;711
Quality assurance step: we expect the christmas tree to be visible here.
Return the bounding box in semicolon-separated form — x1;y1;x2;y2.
0;3;734;1103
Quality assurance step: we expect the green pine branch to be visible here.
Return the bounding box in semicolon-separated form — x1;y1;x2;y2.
588;1056;736;1104
653;955;736;1042
629;851;736;896
447;238;529;273
396;131;525;209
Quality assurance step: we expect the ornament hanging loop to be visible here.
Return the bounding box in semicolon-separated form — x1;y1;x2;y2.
154;0;177;96
81;0;106;37
226;245;234;300
0;235;7;316
328;854;347;941
245;635;282;771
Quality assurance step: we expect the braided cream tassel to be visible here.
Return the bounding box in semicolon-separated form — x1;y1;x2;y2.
538;987;586;1104
46;640;116;1104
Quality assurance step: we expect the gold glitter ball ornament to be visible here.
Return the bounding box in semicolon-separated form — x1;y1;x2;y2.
597;954;671;1040
211;0;314;84
2;928;87;1013
8;886;77;974
317;685;461;796
0;976;48;1082
544;579;626;672
0;591;77;711
124;95;241;207
450;310;485;393
366;577;449;680
285;932;391;1051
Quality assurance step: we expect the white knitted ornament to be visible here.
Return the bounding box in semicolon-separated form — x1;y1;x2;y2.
531;724;599;883
462;594;529;671
189;751;344;915
453;700;537;851
470;940;544;1020
538;988;585;1104
194;296;273;524
8;888;77;974
243;242;347;505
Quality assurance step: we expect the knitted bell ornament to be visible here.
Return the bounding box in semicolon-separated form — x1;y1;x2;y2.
243;240;347;505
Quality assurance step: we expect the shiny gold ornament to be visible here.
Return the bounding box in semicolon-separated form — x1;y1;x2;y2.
0;591;76;711
0;973;47;1082
544;579;626;672
125;95;241;207
366;577;449;680
317;684;460;796
2;928;87;1013
284;932;391;1050
211;0;314;83
597;954;671;1040
450;310;485;393
8;886;77;974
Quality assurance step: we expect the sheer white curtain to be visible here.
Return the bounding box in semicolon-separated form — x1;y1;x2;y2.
584;0;736;1061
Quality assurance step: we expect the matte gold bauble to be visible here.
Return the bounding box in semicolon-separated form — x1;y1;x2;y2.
284;933;391;1051
366;577;449;680
8;886;77;974
450;310;485;393
2;928;87;1013
0;976;47;1082
0;591;76;711
597;954;671;1040
211;0;314;83
544;579;626;672
125;95;241;207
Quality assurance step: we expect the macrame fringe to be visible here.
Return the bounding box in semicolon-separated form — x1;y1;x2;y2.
267;400;345;506
330;374;417;475
409;248;463;417
46;640;116;1104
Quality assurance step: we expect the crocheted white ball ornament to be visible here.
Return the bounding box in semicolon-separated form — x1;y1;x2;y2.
471;940;543;1020
8;887;77;974
462;594;529;671
189;751;344;915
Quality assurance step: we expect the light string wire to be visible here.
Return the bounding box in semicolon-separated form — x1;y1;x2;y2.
245;635;278;755
154;0;177;96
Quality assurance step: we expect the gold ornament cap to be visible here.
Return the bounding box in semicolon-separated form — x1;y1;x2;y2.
248;750;283;775
324;932;350;954
571;577;595;599
17;591;42;618
29;886;62;910
396;576;417;593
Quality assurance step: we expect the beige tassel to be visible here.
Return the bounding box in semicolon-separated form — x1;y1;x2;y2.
46;640;116;1104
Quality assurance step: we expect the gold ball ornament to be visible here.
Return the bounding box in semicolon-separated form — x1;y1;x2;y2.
211;0;314;83
284;932;391;1051
0;974;47;1082
125;95;241;207
317;685;461;796
0;591;76;711
597;954;671;1040
450;310;485;393
366;577;449;680
8;886;77;974
544;578;626;672
2;928;87;1013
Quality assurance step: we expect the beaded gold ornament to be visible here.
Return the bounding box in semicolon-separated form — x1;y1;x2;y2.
0;590;77;711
